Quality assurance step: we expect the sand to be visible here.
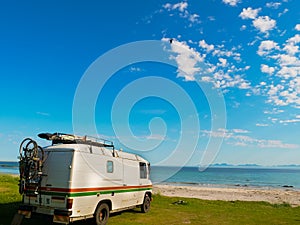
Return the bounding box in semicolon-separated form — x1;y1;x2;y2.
153;185;300;207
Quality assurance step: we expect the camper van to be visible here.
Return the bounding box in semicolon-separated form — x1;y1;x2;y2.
17;133;152;225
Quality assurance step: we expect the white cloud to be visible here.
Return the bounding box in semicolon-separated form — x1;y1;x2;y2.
208;16;215;21
295;24;300;31
279;119;300;124
277;54;298;66
256;123;269;127
164;38;251;91
287;34;300;45
239;7;261;20
258;140;298;149
256;33;300;109
239;81;251;89
163;38;204;81
189;13;200;23
266;2;281;9
172;2;188;12
222;0;240;7
201;76;212;82
278;8;288;17
265;79;300;107
163;2;188;12
257;40;280;56
263;108;284;114
261;64;275;75
253;16;276;34
240;25;247;31
232;129;250;133
218;58;227;67
202;128;298;149
283;44;299;55
199;40;214;52
277;66;299;78
162;2;200;24
129;66;142;72
212;72;251;90
36;112;50;116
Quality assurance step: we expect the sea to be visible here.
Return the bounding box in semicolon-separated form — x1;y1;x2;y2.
1;161;300;189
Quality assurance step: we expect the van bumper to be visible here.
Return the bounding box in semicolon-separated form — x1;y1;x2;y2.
53;209;72;224
18;205;35;218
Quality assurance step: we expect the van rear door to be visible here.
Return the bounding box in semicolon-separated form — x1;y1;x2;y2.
40;149;74;208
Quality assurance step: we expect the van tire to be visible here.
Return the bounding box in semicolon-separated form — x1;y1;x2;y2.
141;195;151;213
95;203;109;225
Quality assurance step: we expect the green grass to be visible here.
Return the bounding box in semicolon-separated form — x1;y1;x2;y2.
1;174;300;225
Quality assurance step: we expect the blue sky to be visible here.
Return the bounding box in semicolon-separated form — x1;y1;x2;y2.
0;0;299;166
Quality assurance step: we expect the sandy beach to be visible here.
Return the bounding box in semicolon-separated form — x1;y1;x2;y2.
153;185;300;207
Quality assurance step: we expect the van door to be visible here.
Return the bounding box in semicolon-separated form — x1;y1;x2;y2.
40;150;73;207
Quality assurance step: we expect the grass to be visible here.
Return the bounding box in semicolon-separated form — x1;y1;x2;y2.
1;174;300;225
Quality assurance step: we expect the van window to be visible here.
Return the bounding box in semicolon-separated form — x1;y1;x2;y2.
139;162;147;179
107;161;114;173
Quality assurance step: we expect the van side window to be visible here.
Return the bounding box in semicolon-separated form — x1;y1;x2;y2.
139;162;147;179
107;161;114;173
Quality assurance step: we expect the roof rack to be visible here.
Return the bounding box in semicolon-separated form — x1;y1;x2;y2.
38;133;114;149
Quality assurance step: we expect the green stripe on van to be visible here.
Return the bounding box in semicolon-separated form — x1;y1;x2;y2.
40;187;152;198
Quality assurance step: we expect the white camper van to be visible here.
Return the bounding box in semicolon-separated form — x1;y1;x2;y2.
17;133;152;225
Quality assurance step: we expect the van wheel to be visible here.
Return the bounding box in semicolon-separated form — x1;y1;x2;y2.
95;203;109;225
141;195;151;213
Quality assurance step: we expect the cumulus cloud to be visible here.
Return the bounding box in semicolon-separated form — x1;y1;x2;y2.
283;44;299;55
212;72;251;90
256;123;269;127
163;38;204;81
240;25;247;30
253;16;276;34
287;34;300;45
232;129;250;133
261;64;275;75
218;58;228;67
199;40;214;52
163;2;188;12
164;38;251;91
257;40;280;56
295;24;300;31
277;66;299;78
162;2;200;24
202;128;298;149
239;7;261;20
266;2;281;9
222;0;240;7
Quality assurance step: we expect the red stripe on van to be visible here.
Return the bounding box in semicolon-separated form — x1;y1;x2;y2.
39;184;153;193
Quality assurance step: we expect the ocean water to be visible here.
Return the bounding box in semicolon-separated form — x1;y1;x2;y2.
150;166;300;189
1;161;300;189
0;161;19;175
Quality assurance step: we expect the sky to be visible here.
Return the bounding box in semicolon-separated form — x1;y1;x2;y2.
0;0;299;167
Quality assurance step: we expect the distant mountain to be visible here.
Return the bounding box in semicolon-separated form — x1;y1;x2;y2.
209;163;300;168
237;164;260;167
274;164;300;168
210;163;234;167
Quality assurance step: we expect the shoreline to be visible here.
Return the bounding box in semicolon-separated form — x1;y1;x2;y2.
153;184;300;207
2;173;300;207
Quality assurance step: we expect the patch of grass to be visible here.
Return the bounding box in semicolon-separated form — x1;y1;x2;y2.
1;174;300;225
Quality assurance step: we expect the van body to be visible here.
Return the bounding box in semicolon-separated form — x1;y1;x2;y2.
18;134;152;225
